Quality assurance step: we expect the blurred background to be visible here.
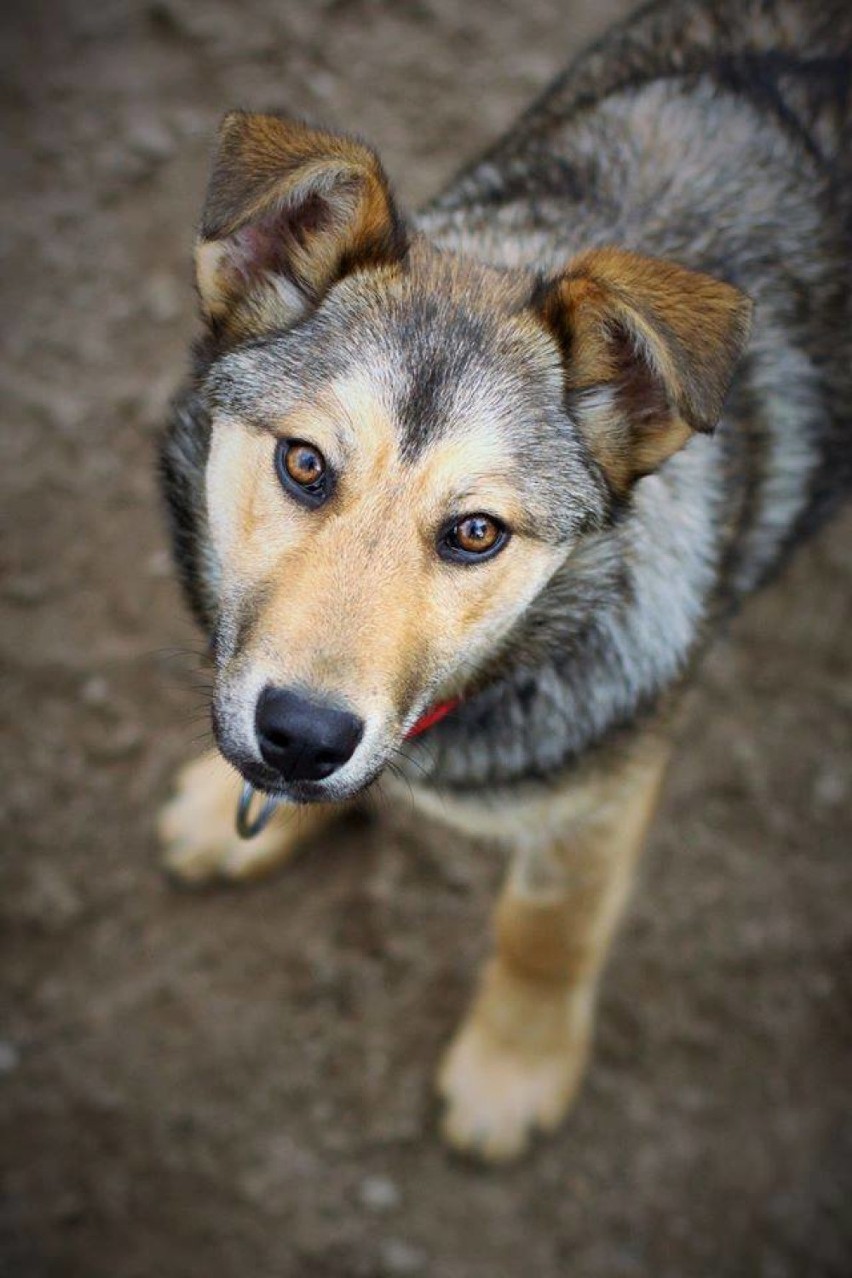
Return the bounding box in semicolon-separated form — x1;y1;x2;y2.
1;1;851;1275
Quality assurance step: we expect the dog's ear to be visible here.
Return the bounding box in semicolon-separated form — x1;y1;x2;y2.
195;112;407;334
532;247;752;492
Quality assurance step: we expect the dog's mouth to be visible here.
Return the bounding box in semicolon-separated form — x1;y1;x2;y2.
233;755;329;803
216;742;385;806
249;757;389;801
226;748;392;839
212;684;462;817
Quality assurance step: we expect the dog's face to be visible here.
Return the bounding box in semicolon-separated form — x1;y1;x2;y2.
204;256;602;801
189;113;750;802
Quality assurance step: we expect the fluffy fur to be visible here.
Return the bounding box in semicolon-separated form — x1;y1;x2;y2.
159;0;851;1160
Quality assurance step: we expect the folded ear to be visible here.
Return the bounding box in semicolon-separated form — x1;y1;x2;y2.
532;247;753;492
195;112;407;335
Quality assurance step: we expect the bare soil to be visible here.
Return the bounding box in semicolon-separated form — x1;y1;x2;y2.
1;1;851;1275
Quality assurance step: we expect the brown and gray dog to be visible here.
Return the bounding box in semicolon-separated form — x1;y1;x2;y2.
158;0;852;1161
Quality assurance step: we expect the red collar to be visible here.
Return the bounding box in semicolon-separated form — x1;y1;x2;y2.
405;696;461;739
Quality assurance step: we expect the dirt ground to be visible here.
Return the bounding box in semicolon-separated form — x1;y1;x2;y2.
1;1;851;1275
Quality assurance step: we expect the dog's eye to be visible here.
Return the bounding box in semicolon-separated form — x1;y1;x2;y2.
439;514;509;564
275;439;330;509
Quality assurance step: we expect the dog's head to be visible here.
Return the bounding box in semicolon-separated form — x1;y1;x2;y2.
186;112;751;802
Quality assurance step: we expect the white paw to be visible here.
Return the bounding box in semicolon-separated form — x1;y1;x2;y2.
158;753;302;886
437;988;593;1163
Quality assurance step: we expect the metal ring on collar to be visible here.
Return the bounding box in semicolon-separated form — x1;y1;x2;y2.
235;781;281;840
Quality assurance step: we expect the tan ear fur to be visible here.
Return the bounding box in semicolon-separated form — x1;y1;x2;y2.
534;247;753;491
195;112;406;334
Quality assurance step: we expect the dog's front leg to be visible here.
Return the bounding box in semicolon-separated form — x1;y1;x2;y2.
159;751;349;886
438;740;669;1162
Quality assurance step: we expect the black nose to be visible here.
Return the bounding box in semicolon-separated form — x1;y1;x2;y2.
255;687;364;783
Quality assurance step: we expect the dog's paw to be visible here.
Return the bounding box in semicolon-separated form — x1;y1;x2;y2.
437;975;593;1163
158;752;306;886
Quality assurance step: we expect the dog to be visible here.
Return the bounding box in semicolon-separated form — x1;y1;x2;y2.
157;0;852;1162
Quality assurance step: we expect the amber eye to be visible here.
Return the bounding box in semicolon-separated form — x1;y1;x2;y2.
439;513;509;564
275;439;331;509
285;441;324;486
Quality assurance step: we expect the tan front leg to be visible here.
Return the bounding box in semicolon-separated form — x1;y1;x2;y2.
438;739;669;1162
158;751;346;886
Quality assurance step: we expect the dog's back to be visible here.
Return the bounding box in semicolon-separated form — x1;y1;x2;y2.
424;0;852;595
